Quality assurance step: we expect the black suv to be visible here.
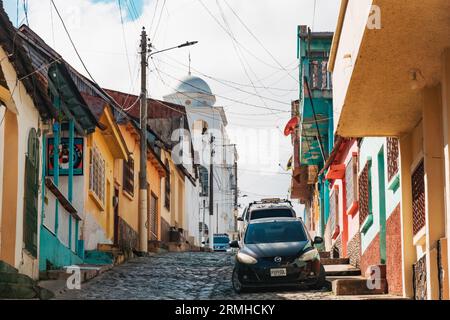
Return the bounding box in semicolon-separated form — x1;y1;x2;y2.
230;217;325;293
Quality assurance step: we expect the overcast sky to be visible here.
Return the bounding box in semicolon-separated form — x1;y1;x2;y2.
4;0;340;215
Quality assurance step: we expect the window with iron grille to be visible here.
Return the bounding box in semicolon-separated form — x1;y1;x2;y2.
164;160;171;210
345;154;358;212
412;160;425;235
329;187;339;237
359;161;372;225
308;56;332;91
149;193;158;240
122;157;134;196
89;146;105;204
387;138;399;182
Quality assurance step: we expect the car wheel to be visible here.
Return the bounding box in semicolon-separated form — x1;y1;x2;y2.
309;264;327;290
232;267;245;293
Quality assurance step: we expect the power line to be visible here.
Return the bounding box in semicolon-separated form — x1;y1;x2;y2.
223;0;299;84
152;0;167;42
156;55;297;93
22;0;29;25
197;0;289;72
154;67;291;113
50;0;97;84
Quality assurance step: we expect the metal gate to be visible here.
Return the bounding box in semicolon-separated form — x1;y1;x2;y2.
23;129;39;257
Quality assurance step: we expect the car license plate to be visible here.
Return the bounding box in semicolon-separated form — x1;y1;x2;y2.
270;268;287;277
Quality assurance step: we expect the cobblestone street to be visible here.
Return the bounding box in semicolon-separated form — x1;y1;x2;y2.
56;252;384;300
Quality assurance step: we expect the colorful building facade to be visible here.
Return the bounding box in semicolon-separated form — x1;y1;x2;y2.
329;0;450;299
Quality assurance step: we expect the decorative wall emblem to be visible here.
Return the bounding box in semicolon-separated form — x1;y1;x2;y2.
47;137;84;176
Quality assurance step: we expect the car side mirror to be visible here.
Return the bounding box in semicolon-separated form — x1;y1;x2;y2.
229;240;240;248
313;236;324;245
237;217;243;222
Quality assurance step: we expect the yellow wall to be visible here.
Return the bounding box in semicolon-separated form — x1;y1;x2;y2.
117;124;139;233
147;153;162;240
84;128;116;242
117;123;164;241
160;149;186;236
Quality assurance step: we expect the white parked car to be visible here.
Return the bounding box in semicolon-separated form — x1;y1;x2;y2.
237;198;295;241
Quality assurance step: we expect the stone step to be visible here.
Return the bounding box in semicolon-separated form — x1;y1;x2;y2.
324;264;361;276
0;261;18;274
97;243;122;255
0;282;54;300
40;265;112;282
0;282;38;299
332;278;388;296
0;272;35;286
84;250;114;265
319;251;330;259
321;258;350;265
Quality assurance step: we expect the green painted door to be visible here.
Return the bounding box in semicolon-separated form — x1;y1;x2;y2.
24;129;40;257
377;147;387;264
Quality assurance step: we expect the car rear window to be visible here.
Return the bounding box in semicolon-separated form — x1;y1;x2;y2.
245;221;307;244
250;208;294;220
214;237;229;244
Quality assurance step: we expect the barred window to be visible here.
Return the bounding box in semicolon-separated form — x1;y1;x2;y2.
359;160;372;225
412;160;425;236
89;146;105;205
149;193;158;240
123;157;134;196
164;160;171;210
387;137;399;182
329;187;339;238
345;153;358;212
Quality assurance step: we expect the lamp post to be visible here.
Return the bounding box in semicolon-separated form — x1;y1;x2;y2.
138;27;197;254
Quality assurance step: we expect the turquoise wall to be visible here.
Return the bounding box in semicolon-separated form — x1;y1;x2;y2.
358;138;401;255
39;226;83;271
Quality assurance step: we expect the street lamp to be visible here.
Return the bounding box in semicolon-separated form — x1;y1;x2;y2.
138;26;198;254
147;41;199;61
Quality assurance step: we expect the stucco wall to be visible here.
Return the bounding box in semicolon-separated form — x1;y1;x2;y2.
332;0;374;133
84;129;116;250
0;47;43;278
386;204;403;295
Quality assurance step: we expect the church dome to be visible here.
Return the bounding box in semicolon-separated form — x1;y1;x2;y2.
176;75;213;95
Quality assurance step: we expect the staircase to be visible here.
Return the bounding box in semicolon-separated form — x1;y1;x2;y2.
84;244;131;266
320;252;388;296
0;261;54;300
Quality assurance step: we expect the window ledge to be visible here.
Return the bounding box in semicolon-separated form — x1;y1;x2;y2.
388;173;400;192
122;189;134;201
346;201;359;217
413;227;426;247
89;190;105;211
331;225;340;240
361;214;373;234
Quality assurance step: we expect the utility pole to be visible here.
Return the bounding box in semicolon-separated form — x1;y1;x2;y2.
138;27;149;253
209;135;215;249
209;135;215;217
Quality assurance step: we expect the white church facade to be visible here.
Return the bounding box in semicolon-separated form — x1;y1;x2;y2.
164;75;238;248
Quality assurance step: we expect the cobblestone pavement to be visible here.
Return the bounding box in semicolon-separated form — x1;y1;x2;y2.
57;252;394;300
